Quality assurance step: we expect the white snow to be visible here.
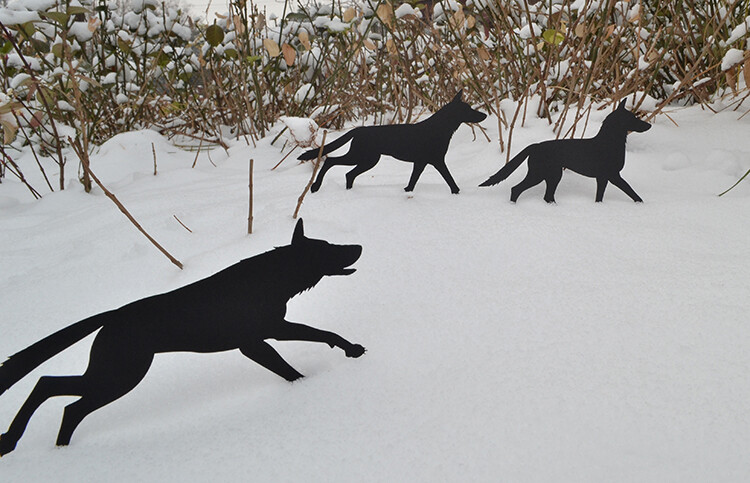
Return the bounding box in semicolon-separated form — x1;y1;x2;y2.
5;53;42;71
7;0;57;11
395;4;421;19
101;72;117;85
570;0;600;15
294;83;314;103
313;16;351;33
69;21;94;43
721;48;746;71
0;8;41;25
9;73;31;89
517;23;543;40
279;116;322;148
1;103;750;480
170;22;193;41
56;100;75;112
727;16;750;45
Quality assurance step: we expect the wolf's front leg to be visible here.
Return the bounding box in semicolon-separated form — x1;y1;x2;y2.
609;174;643;202
272;321;365;358
240;340;304;381
433;161;460;194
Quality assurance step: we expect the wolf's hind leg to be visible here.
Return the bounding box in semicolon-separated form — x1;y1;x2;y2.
404;163;426;192
345;154;379;189
543;168;563;203
510;172;544;202
609;174;643;202
240;340;304;382
0;375;83;455
56;368;152;446
55;337;154;447
595;177;609;202
311;155;356;193
56;396;113;447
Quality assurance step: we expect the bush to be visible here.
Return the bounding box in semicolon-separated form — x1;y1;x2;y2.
1;0;749;195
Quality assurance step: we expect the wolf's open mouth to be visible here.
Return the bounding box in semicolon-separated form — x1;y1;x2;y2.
332;245;362;276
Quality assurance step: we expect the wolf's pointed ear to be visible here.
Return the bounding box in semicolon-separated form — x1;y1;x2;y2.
618;99;627;110
452;90;463;103
292;218;305;244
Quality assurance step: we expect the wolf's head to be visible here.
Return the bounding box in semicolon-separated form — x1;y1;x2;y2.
605;100;652;134
290;219;362;279
446;90;488;124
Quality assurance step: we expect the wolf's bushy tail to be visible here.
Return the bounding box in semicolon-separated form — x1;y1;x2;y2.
479;145;534;187
0;315;105;395
297;129;358;161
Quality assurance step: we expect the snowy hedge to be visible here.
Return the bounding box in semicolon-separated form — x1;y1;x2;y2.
1;0;749;195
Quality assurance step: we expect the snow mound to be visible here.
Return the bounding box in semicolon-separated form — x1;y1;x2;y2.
721;48;746;71
279;116;323;148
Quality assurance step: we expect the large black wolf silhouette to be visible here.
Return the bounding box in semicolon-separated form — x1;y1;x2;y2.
298;90;487;194
0;219;365;455
480;100;651;202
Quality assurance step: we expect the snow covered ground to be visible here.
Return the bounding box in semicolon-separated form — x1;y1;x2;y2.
189;0;288;21
1;102;749;481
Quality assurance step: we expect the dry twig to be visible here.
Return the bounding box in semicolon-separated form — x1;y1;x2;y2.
293;131;327;219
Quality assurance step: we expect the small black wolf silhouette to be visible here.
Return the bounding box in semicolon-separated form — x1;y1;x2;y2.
298;90;487;194
0;219;365;455
480;100;651;202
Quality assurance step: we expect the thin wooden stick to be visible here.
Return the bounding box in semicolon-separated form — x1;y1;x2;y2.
248;158;254;234
92;168;183;268
718;168;750;197
206;149;217;167
0;149;41;199
293;131;327;219
191;137;203;168
272;145;298;170
506;89;528;164
173;215;192;233
74;143;184;269
152;142;157;175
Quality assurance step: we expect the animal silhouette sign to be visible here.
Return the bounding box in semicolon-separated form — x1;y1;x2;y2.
480;100;651;202
0;219;365;455
298;90;487;194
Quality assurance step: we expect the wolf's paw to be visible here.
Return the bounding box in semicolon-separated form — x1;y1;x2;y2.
310;184;320;193
288;373;305;383
404;186;414;192
0;433;17;456
451;189;460;195
345;344;366;358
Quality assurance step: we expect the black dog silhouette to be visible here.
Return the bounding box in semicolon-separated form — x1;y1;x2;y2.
0;219;365;455
480;100;651;202
298;91;487;194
